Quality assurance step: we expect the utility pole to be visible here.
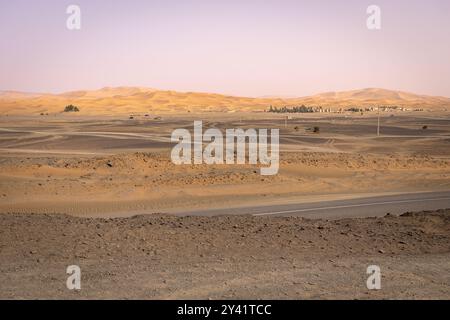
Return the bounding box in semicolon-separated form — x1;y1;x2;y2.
377;107;380;136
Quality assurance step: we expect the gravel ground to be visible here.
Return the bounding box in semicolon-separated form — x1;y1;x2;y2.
1;209;449;299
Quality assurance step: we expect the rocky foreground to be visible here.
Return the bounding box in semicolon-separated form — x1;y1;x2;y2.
0;209;449;299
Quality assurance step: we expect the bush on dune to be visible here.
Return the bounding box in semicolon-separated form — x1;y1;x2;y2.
64;105;80;112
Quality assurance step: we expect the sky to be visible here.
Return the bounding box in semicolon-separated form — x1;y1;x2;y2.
0;0;449;97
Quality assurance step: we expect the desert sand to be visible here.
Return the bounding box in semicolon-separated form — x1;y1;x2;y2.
1;209;449;299
0;112;449;216
0;100;449;299
1;87;449;115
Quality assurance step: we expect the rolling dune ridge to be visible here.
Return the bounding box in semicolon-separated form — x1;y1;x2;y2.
1;87;449;115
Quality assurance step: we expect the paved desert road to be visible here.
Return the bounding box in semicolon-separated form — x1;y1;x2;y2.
178;191;450;219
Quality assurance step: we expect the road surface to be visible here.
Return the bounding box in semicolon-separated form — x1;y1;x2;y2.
177;191;450;219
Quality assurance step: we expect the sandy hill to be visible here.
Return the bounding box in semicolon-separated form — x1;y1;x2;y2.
0;87;449;115
297;88;450;110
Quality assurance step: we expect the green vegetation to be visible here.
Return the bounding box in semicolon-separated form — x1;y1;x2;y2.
268;105;314;113
64;105;80;112
346;107;363;112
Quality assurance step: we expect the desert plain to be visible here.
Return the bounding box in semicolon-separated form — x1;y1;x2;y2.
0;88;450;299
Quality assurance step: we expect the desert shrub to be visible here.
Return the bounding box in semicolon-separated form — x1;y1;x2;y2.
64;105;79;112
346;107;362;112
313;126;320;133
269;105;314;113
422;125;428;130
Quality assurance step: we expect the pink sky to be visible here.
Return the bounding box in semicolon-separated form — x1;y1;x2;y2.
0;0;449;97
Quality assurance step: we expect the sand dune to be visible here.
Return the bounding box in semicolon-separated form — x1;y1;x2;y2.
1;151;449;216
1;109;449;299
1;113;449;215
1;87;449;115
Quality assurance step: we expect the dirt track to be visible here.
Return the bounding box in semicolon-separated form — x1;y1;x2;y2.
1;209;449;299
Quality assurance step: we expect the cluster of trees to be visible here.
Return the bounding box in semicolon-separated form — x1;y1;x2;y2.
346;107;364;113
345;106;402;112
268;105;314;113
64;105;80;112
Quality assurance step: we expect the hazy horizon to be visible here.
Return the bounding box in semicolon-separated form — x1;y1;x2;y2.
1;0;449;97
2;86;450;100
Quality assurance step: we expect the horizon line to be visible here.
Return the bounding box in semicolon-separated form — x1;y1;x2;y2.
1;86;450;100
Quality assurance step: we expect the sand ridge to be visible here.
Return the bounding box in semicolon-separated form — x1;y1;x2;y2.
1;87;450;115
1;151;449;216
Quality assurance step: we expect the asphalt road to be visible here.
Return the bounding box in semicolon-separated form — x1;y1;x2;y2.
178;191;450;219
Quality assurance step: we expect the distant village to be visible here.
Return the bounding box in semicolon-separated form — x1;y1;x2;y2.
267;105;424;114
